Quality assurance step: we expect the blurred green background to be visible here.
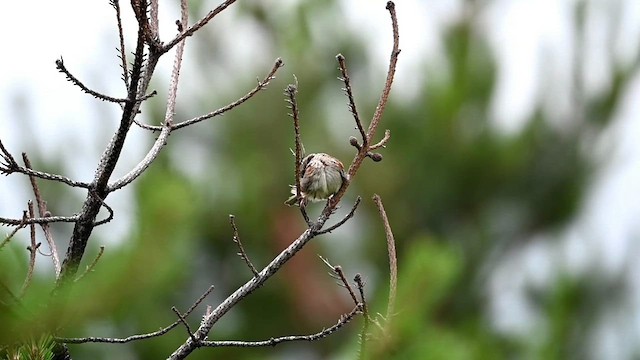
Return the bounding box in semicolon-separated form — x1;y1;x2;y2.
1;0;639;359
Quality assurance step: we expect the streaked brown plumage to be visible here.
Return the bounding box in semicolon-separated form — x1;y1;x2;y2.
285;153;347;206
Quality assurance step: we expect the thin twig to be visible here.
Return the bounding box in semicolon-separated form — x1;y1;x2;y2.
22;153;61;277
367;1;400;143
20;201;39;298
372;194;396;321
169;58;284;130
285;81;313;226
336;54;366;145
161;0;238;54
354;273;369;359
133;56;282;131
172;306;198;344
110;0;129;88
229;215;258;276
0;215;79;226
0;140;90;188
200;304;362;348
0;213;27;250
93;195;115;227
55;58;133;104
317;197;361;235
369;129;391;151
319;256;359;306
56;285;215;344
74;246;105;282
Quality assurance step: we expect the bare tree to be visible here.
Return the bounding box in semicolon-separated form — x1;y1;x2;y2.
0;0;400;358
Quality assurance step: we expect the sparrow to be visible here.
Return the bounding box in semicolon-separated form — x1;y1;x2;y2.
285;153;347;206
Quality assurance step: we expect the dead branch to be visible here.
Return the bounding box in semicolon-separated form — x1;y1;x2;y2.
229;215;258;276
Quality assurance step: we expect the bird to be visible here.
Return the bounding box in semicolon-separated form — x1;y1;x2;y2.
285;153;347;206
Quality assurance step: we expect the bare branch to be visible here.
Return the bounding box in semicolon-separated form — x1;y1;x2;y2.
336;54;366;145
74;246;105;283
200;305;362;348
55;58;132;104
172;306;198;344
20;201;39;298
369;129;391;151
149;0;160;43
326;261;359;306
284;80;311;223
0;215;79;226
92;194;115;227
161;0;238;54
317;197;361;235
354;273;370;359
367;2;400;143
56;285;215;344
372;194;397;321
0;215;27;250
164;0;189;127
22;153;61;277
322;1;400;213
110;59;284;192
58;5;150;283
110;0;129;88
0;140;89;188
170;58;284;130
229;215;258;276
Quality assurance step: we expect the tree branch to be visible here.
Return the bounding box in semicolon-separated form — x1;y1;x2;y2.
229;215;258;276
161;0;238;54
56;285;215;344
200;305;362;348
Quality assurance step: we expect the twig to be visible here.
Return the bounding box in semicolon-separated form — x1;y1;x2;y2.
134;56;281;129
319;256;359;306
0;213;27;250
110;0;129;88
323;1;400;213
55;58;134;104
367;1;400;143
172;306;198;344
200;304;362;347
317;197;361;235
92;194;115;226
354;273;369;359
161;0;238;54
56;285;215;344
372;194;396;321
369;129;391;151
0;215;79;226
168;58;284;130
109;59;284;192
0;140;90;188
74;246;105;282
336;54;366;145
284;81;311;224
20;201;39;298
163;0;189;128
229;215;258;276
22;153;61;277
